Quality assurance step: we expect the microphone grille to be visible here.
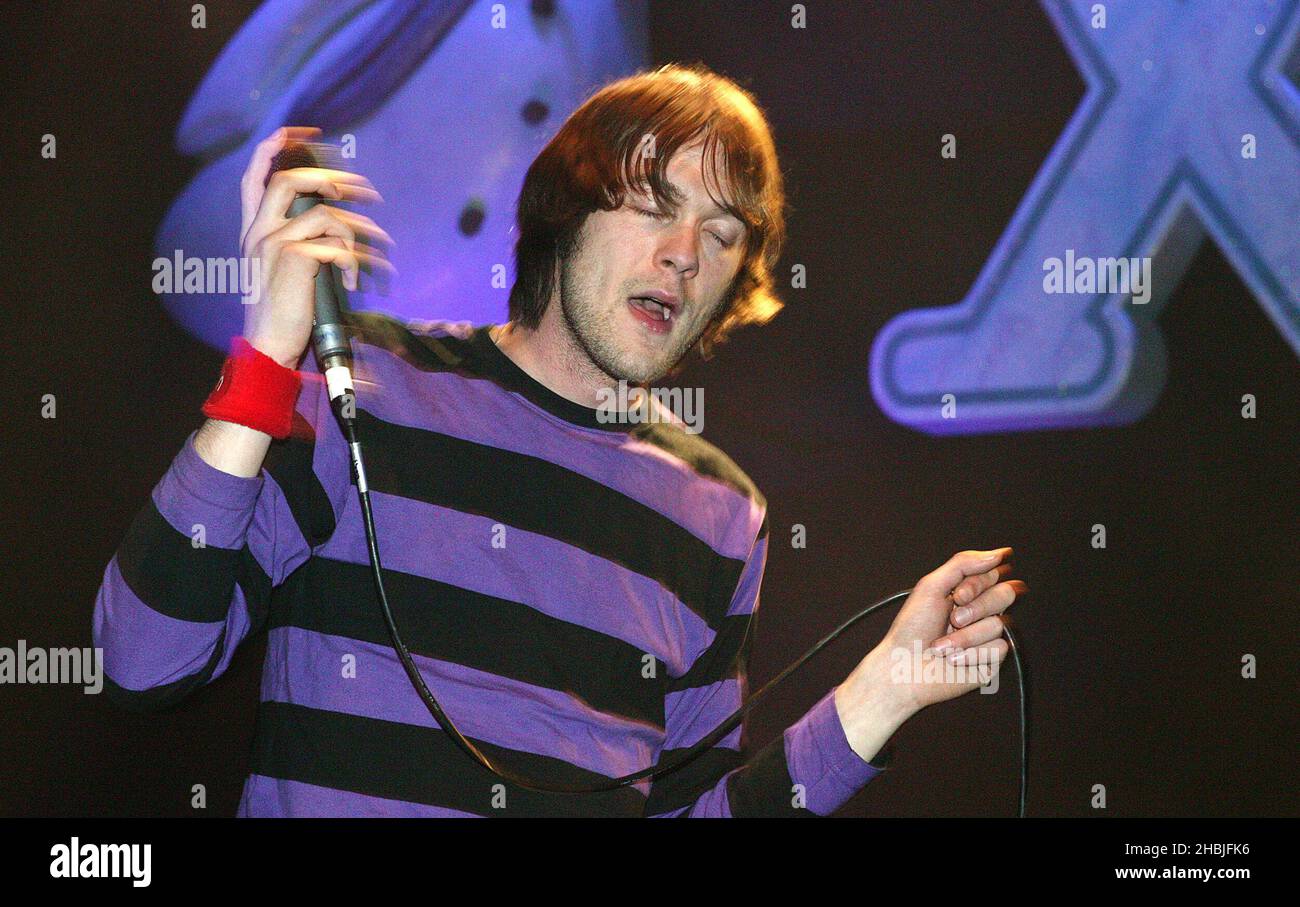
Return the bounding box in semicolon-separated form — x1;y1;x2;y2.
264;141;345;188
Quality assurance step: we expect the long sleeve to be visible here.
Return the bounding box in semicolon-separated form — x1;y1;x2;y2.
92;353;351;711
643;527;887;817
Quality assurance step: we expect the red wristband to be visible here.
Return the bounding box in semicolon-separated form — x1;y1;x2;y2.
201;337;302;439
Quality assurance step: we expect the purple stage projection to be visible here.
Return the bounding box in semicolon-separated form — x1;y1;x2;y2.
155;0;648;350
871;0;1300;434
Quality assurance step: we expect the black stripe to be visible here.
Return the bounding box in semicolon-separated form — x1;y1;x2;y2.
116;500;246;623
263;411;337;548
115;497;275;627
726;735;814;817
669;613;753;691
643;746;743;815
268;557;667;727
352;409;745;630
249;700;648;817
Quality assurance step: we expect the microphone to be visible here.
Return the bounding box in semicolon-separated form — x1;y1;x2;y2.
264;142;355;412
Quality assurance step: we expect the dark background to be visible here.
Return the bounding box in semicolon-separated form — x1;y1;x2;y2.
3;1;1295;817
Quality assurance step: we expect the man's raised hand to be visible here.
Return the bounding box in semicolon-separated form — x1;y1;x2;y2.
238;126;395;368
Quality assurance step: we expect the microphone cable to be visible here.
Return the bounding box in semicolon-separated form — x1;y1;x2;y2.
334;395;1029;815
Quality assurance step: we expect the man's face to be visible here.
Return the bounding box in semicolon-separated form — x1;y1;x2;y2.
556;143;748;384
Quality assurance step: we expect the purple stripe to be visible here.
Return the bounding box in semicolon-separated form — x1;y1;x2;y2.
261;625;662;786
93;556;253;690
152;433;263;549
784;688;883;815
153;436;315;587
291;372;354;519
663;679;743;750
237;774;483;818
315;491;714;677
351;343;760;559
622;435;765;557
726;535;768;618
242;471;315;585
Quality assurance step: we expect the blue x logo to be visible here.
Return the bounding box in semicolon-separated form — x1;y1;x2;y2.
870;0;1300;434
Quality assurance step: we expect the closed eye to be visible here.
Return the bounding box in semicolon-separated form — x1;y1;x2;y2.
637;207;735;249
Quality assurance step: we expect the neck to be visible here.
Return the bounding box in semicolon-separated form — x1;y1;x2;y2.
490;305;624;410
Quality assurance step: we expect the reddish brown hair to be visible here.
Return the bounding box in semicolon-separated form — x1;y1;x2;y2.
508;62;787;353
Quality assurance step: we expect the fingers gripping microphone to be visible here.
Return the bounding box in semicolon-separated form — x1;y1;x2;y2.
266;142;367;491
265;143;355;406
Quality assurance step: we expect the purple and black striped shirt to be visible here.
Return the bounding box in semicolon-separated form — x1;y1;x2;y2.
93;313;882;816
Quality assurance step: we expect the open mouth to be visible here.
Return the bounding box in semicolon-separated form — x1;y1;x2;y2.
629;296;673;320
627;296;675;334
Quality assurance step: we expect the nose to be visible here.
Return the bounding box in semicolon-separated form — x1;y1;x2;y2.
656;221;699;279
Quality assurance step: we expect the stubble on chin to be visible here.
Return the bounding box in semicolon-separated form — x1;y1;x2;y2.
559;268;721;386
557;258;652;384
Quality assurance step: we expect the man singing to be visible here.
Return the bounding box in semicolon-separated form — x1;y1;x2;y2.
94;63;1026;817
